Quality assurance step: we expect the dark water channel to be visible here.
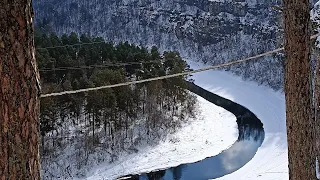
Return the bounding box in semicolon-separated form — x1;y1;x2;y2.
117;82;265;180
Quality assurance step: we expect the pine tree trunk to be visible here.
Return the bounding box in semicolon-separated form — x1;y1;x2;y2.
0;1;41;179
283;0;316;179
104;113;107;136
92;111;95;139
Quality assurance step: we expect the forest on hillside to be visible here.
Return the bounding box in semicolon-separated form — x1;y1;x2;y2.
35;32;198;178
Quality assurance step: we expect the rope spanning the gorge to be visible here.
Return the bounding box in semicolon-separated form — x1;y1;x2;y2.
40;33;320;98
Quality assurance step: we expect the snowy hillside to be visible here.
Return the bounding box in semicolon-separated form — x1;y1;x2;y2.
33;0;284;89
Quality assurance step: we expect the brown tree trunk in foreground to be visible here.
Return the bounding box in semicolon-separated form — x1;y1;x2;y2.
0;0;41;179
283;0;316;179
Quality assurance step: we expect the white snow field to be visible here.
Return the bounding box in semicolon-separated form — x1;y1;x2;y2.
85;61;288;180
85;85;238;179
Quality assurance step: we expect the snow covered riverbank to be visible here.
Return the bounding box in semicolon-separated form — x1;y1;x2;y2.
188;62;288;180
86;61;288;180
85;87;238;180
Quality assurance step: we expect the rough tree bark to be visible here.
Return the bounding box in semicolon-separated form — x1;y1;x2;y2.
0;0;41;179
283;0;316;179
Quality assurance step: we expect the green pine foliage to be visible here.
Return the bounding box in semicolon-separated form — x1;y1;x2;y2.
36;32;196;145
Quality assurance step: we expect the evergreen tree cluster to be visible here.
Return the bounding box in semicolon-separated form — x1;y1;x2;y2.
36;33;197;177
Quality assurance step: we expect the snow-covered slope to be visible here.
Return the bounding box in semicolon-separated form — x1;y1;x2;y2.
85;92;238;180
85;61;288;180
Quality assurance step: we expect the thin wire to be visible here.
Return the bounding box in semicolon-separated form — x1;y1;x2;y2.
40;32;320;98
35;32;320;51
36;41;107;50
38;60;162;72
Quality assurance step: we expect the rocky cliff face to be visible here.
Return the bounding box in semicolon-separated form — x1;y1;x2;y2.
34;0;284;89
